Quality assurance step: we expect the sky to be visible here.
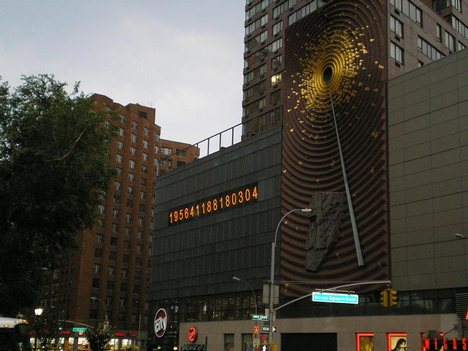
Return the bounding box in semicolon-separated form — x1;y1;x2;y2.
0;1;245;145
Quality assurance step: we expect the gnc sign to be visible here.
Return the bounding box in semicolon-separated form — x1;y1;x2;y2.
154;308;168;338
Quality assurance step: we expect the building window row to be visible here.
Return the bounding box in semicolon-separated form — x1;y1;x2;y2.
244;63;267;84
417;36;445;61
243;81;266;100
288;0;325;26
245;30;268;52
245;14;268;36
273;0;297;19
245;0;272;21
447;0;462;12
451;15;468;39
391;0;422;26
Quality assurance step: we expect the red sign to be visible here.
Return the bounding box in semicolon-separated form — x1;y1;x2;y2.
154;308;168;338
188;327;198;343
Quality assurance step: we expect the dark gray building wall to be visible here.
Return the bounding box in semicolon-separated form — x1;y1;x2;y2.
388;48;468;291
150;127;283;300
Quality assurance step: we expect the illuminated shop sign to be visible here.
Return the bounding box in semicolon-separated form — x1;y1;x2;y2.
188;327;198;343
168;183;259;225
423;338;468;351
154;308;168;338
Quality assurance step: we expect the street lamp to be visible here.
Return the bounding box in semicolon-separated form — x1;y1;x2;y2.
232;276;258;315
90;296;108;322
34;307;43;351
269;208;312;345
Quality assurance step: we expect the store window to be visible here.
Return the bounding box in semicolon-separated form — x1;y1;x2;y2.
224;334;234;351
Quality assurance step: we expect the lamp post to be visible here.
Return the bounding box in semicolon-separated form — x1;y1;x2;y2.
269;208;312;345
232;276;258;315
34;307;43;351
90;296;108;322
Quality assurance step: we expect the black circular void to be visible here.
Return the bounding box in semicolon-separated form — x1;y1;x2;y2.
323;66;333;83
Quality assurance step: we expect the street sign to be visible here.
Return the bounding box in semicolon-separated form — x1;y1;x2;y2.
312;291;359;304
72;327;87;333
251;314;269;321
262;326;270;332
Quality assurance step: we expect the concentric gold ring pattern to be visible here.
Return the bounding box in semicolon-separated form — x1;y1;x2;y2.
280;0;389;296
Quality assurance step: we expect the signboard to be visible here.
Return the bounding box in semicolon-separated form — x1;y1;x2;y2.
154;308;168;338
72;327;87;333
251;314;269;321
312;291;359;304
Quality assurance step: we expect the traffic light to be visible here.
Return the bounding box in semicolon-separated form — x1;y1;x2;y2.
380;289;389;307
389;289;398;306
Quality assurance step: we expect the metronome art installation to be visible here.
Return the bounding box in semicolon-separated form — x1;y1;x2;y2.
280;0;390;297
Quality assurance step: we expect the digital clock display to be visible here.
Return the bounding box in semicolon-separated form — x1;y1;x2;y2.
168;183;259;225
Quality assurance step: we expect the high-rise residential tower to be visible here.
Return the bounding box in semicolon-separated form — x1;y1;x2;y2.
242;0;468;138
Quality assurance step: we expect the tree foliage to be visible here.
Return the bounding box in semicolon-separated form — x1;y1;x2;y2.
85;321;114;351
0;75;116;315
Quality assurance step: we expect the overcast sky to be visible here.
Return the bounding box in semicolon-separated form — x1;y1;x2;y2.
0;1;245;145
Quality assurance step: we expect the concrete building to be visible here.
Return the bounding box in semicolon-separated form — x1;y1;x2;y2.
39;94;198;349
148;1;467;351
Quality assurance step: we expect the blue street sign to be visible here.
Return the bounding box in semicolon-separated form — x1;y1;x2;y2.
312;291;359;304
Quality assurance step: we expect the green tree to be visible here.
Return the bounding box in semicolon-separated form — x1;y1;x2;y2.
85;321;114;351
0;75;116;315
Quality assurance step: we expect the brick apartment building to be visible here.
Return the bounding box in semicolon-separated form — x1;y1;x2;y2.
39;94;198;349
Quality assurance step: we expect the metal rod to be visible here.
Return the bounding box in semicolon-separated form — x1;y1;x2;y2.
328;89;364;266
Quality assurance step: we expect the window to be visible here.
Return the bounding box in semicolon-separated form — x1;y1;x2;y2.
243;64;267;84
436;24;442;40
390;42;404;64
271;73;282;87
390;16;404;37
273;21;283;35
418;36;445;60
94;264;101;273
115;181;121;191
118;128;124;136
119;114;126;123
138;111;147;119
115;167;122;176
131;133;137;143
96;234;103;244
92;279;100;288
126;213;132;223
458;41;466;51
444;31;456;51
109;266;115;277
132;121;138;129
97;219;105;228
122;269;128;279
128;186;134;195
451;16;468;39
95;248;103;257
129;173;135;182
117;141;124;149
110;237;118;246
143;140;149;148
391;0;422;26
116;154;122;163
245;14;268;36
130;147;137;156
98;205;105;214
125;227;131;236
161;147;172;156
271;55;282;71
448;0;462;12
112;223;119;233
113;209;119;219
129;160;135;169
